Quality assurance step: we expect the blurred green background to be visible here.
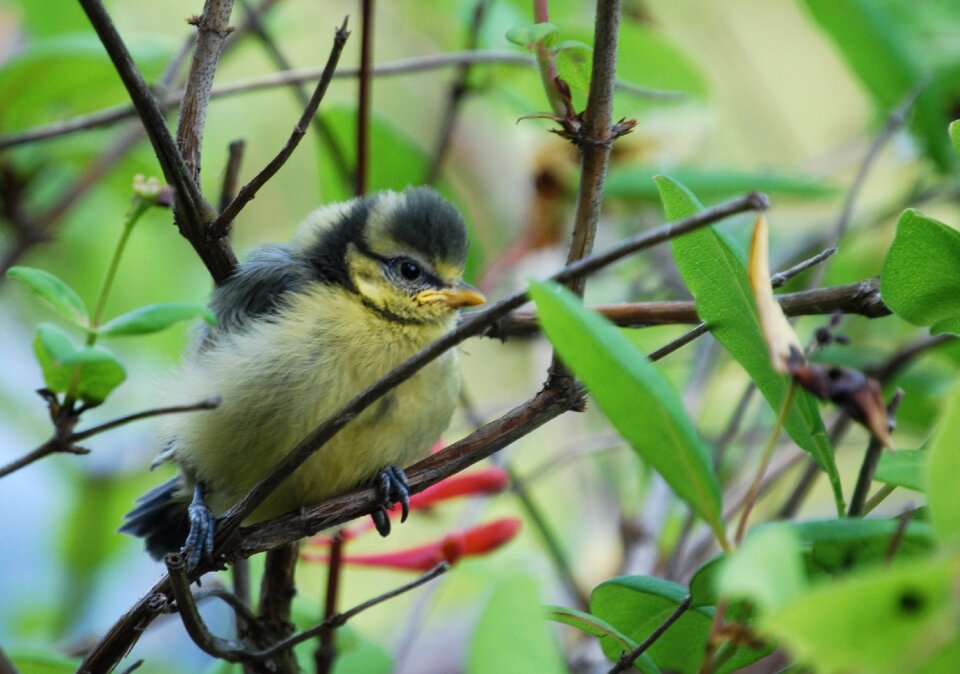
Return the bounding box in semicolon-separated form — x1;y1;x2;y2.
1;0;959;672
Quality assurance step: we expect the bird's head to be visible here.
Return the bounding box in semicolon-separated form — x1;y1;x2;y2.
298;187;485;326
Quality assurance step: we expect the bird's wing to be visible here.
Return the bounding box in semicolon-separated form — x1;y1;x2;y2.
206;244;313;337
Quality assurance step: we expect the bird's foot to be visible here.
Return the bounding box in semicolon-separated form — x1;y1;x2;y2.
181;482;216;571
371;465;410;537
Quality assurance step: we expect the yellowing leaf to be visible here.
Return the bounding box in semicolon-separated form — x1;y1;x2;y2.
747;214;803;373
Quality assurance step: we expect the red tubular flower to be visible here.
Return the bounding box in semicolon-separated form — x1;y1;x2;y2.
304;518;522;571
308;467;510;546
407;467;510;511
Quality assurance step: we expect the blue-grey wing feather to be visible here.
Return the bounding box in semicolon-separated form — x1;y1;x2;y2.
205;244;313;339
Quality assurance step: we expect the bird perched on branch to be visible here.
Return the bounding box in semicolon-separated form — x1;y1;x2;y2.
121;187;485;567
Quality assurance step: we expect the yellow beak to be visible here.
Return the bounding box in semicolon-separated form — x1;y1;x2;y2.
418;283;486;309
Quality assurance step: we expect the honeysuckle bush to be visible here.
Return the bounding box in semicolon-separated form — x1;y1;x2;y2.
2;2;960;674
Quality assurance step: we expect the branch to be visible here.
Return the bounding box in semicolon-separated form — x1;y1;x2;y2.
487;279;890;338
177;0;236;181
0;398;219;480
76;0;235;283
423;0;489;184
848;390;903;517
607;596;692;673
210;19;350;238
356;0;374;196
219;140;246;213
0;52;683;150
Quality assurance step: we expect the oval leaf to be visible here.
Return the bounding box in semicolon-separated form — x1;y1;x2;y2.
8;266;88;324
529;280;725;545
656;175;845;515
764;554;960;674
881;209;960;336
875;449;927;492
31;324;125;403
468;574;566;674
718;524;806;615
547;605;661;673
927;393;960;543
99;301;216;337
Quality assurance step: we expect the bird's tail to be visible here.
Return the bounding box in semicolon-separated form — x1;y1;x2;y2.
119;476;190;559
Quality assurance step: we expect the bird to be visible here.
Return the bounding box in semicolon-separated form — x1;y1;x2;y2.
120;187;485;567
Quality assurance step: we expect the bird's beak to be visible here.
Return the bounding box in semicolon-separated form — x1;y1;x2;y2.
418;282;486;309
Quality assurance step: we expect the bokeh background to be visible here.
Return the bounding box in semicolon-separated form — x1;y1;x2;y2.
1;1;959;672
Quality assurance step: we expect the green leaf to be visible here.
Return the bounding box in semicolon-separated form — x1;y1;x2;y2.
718;524;806;614
764;554;960;674
881;209;960;336
529;280;726;545
7;649;79;674
548;606;660;673
554;40;592;94
802;0;955;172
875;450;928;492
604;168;835;203
950;120;960;156
7;266;88;324
505;22;559;49
655;175;844;514
32;324;126;404
467;573;566;674
99;301;216;337
0;33;168;133
927;393;960;543
591;576;768;674
790;519;935;575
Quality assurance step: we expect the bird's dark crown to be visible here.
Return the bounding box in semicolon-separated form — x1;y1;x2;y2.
303;187;468;288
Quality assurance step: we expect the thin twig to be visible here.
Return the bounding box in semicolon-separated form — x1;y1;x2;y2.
0;51;684;150
77;0;234;283
423;0;488;185
194;586;259;626
607;596;692;674
809;80;929;288
70;398;221;442
219;140;246;214
848;390;903;517
735;383;797;545
885;505;914;562
508;468;589;609
770;247;836;288
356;0;374;196
255;563;449;659
486;279;890;338
862;484;895;514
237;0;350;185
211;19;349;238
547;0;623;388
315;533;344;674
166;553;251;662
255;543;300;673
177;0;236;181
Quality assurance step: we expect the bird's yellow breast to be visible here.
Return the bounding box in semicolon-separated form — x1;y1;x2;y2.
164;282;459;522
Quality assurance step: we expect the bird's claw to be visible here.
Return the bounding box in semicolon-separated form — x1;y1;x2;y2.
372;465;410;537
180;482;216;571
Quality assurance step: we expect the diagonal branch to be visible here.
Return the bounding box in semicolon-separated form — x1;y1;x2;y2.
77;0;236;283
210;19;350;238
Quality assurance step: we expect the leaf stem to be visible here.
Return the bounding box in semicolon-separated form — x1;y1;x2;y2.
735;380;798;545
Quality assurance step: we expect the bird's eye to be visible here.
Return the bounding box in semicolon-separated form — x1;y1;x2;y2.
399;260;422;281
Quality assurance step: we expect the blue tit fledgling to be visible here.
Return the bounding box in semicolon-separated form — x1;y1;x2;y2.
121;187;485;564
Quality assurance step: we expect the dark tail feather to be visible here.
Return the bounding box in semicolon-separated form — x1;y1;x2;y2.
120;476;190;559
